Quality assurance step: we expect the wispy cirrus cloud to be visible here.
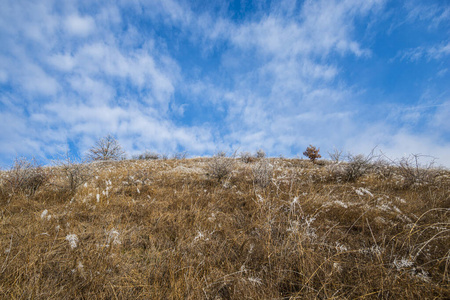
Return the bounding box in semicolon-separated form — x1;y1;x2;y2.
0;0;449;167
405;1;450;28
194;0;385;153
398;42;450;61
0;0;215;163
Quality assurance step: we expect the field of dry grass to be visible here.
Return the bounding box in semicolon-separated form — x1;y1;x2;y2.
0;157;449;299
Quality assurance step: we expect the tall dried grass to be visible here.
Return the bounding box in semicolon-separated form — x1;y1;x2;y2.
0;157;449;299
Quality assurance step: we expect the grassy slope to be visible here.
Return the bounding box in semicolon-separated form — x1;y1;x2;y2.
0;158;449;299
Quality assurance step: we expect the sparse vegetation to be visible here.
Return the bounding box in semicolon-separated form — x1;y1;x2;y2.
86;134;126;161
255;149;266;159
206;152;235;182
52;152;92;195
2;157;48;197
395;154;438;187
336;149;375;181
303;145;322;163
327;147;343;163
239;151;254;163
0;154;449;299
343;151;375;182
252;158;273;188
133;150;160;160
172;151;188;160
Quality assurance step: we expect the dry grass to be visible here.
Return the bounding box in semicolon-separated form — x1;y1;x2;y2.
0;158;449;299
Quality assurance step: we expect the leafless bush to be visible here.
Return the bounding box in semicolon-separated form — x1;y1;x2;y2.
252;159;273;188
206;152;235;182
327;147;343;163
256;149;266;159
372;157;393;179
325;163;347;182
86;134;126;161
240;152;254;163
396;154;438;187
4;157;48;196
53;153;92;194
216;151;227;157
172;151;188;160
133;151;160;160
343;151;375;182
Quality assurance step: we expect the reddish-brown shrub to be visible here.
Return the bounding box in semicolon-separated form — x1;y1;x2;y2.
303;145;321;163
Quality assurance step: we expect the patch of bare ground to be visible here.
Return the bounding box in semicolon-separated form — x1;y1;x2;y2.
0;158;449;299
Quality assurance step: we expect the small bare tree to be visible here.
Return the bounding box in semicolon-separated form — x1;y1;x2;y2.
86;134;126;161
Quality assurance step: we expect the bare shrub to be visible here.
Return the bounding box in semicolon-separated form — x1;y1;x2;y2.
396;154;438;187
255;149;266;159
327;147;343;163
216;151;227;157
240;152;254;163
325;163;347;182
86;134;126;161
53;153;92;194
133;151;160;160
343;151;375;182
303;145;321;163
372;157;394;179
172;151;188;160
252;159;273;188
206;152;235;182
4;157;48;196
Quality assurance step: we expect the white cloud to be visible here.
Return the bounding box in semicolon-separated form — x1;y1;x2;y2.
399;42;450;61
47;53;76;72
0;0;448;168
41;99;215;157
341;98;450;167
0;0;185;164
206;1;378;151
431;100;450;135
405;1;450;28
428;42;450;59
71;42;177;108
21;63;59;96
299;0;374;57
64;14;96;36
0;0;59;48
354;130;450;167
0;69;8;83
68;75;115;104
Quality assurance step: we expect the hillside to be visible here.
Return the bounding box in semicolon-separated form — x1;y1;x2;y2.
0;157;449;299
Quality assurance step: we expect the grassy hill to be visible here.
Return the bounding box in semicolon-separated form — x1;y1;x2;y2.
0;157;449;299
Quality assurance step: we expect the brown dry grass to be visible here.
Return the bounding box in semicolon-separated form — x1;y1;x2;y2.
0;158;449;299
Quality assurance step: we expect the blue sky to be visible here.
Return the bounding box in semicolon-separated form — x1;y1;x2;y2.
1;0;449;167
